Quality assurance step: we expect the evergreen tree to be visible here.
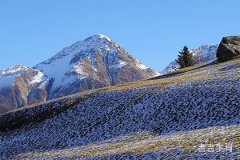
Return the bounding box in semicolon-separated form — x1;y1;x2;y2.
175;46;194;68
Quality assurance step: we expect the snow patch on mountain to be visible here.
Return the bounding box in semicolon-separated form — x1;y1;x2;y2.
73;63;89;79
110;60;127;69
35;53;74;88
191;44;218;64
30;71;44;84
135;60;148;70
97;34;112;42
154;71;161;76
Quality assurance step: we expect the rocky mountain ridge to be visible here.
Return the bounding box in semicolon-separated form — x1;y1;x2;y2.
0;34;159;113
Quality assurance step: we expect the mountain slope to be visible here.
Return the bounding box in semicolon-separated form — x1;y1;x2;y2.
0;65;52;113
162;44;218;73
0;58;239;159
0;34;159;113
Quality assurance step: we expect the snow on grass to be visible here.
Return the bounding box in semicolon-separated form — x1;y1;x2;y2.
16;124;240;159
0;59;239;159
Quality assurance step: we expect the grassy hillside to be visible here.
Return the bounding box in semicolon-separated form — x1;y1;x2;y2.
0;58;239;159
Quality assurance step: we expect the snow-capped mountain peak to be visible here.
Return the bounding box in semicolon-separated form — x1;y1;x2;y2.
89;34;113;42
0;34;159;112
32;34;160;99
0;65;29;76
37;34;119;66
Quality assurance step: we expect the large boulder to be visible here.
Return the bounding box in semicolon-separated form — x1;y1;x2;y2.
216;36;240;62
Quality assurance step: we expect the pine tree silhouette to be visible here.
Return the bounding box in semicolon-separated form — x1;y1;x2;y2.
175;46;194;68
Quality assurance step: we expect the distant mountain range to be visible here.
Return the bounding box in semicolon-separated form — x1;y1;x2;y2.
0;34;159;113
162;44;219;73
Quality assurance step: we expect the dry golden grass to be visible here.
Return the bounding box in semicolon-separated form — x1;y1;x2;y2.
97;58;240;93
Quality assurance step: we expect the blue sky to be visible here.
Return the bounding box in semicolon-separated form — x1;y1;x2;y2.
0;0;239;71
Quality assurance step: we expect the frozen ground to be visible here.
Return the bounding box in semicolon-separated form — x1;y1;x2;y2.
0;59;239;159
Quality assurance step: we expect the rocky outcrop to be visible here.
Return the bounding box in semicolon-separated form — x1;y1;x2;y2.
216;36;240;62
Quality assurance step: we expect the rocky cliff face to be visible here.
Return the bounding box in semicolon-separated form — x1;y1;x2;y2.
216;36;240;62
0;65;52;113
0;34;159;114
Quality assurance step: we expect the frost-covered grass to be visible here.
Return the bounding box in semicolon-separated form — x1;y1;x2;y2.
0;90;95;131
0;59;239;159
16;124;240;159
